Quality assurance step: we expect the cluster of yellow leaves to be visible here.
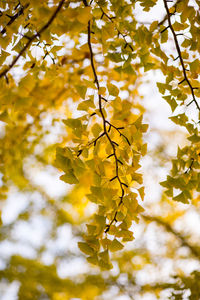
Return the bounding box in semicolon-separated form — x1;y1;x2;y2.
161;143;200;203
0;1;200;299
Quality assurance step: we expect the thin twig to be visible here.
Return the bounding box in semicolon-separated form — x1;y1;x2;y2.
184;158;194;174
83;0;130;233
105;121;131;145
158;0;181;26
88;132;106;146
100;8;133;51
0;0;66;79
1;3;30;35
162;0;200;111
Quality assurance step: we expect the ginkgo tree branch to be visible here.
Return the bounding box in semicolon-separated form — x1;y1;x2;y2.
83;0;130;233
105;121;131;146
158;0;181;26
88;18;126;229
99;7;133;51
162;0;200;111
1;2;30;35
0;0;66;79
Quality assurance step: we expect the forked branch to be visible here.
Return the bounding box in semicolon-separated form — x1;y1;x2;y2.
1;3;30;35
83;0;130;233
0;0;66;79
162;0;200;111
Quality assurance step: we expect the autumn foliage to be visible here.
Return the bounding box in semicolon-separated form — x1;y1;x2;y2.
0;0;200;299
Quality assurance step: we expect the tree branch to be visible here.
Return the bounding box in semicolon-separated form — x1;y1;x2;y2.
162;0;200;111
1;3;30;35
83;0;130;233
158;0;181;26
0;0;66;79
105;121;131;145
100;7;133;51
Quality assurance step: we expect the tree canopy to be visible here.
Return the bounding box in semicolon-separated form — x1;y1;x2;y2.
0;0;200;299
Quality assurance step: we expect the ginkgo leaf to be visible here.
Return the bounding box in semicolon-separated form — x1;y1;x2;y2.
1;0;200;294
99;87;106;95
76;7;91;24
78;242;95;256
75;85;87;99
77;99;95;111
0;50;9;65
63;118;82;129
92;123;102;138
0;211;2;226
163;95;177;112
98;259;112;270
190;59;199;73
0;110;10;123
109;239;124;252
60;173;79;184
187;134;200;143
138;186;145;201
107;83;119;97
87;255;99;265
173;192;189;204
99;250;109;262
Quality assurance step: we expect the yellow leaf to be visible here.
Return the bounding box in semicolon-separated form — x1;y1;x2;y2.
138;186;145;201
60;172;79;184
108;83;119;97
99;87;106;95
78;242;95;256
87;255;99;265
75;85;87;99
77;7;91;24
109;239;124;252
92;123;102;138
